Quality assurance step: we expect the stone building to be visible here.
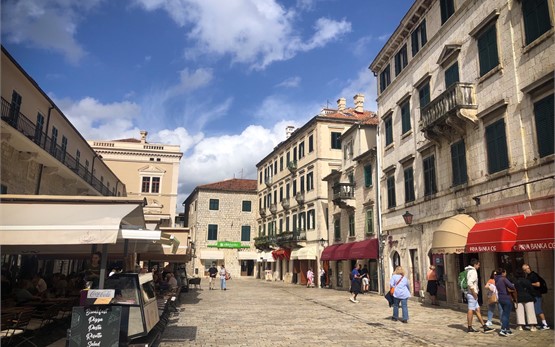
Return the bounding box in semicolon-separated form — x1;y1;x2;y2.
255;95;375;286
89;131;183;230
1;46;124;197
183;178;258;278
369;0;554;321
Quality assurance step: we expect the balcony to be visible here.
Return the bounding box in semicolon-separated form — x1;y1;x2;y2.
264;175;273;187
332;183;355;209
259;207;267;217
1;97;115;196
419;83;478;144
275;230;306;247
287;160;297;173
295;192;305;205
254;235;274;251
269;203;277;215
281;198;290;210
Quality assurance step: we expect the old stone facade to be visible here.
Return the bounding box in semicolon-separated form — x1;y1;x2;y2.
1;46;124;197
88;131;183;229
184;179;258;278
255;95;375;286
370;0;554;321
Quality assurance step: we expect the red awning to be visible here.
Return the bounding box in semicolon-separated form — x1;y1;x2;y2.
272;248;291;260
465;215;524;253
334;243;355;260
514;212;555;252
350;239;379;259
320;244;340;261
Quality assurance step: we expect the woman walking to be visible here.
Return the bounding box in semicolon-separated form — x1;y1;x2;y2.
426;265;438;306
514;269;538;331
219;265;228;291
349;264;362;303
495;268;516;336
390;266;411;323
485;270;503;327
307;268;314;288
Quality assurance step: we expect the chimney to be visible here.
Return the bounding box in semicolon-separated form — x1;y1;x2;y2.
286;126;295;139
354;94;365;113
140;130;148;144
337;98;346;112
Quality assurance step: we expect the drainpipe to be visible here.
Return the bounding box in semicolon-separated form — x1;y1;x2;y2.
376;125;385;295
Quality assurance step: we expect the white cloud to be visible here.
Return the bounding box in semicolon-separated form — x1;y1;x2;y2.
134;0;351;69
275;76;301;88
337;67;377;112
165;67;213;98
1;0;102;63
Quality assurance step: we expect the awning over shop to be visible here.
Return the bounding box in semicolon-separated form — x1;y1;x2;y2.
296;246;317;260
199;249;224;260
334;243;355;260
465;215;525;253
514;212;555;251
272;248;291;260
321;244;341;261
431;214;476;254
238;251;259;260
350;239;379;259
257;251;275;262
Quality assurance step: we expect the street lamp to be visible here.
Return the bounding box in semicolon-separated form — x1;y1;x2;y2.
402;211;423;233
319;238;326;247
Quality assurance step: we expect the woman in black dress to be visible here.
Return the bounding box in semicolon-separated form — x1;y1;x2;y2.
426;265;439;305
349;264;362;303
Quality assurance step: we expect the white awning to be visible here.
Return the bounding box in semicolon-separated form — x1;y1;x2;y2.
256;251;275;262
199;249;224;260
297;245;318;260
238;251;259;260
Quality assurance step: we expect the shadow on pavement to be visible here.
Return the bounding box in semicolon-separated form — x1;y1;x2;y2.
159;326;197;342
448;323;468;332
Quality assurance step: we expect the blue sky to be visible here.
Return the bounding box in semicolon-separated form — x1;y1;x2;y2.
2;0;412;205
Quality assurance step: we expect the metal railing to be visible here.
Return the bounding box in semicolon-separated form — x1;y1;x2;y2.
1;97;116;196
332;183;354;200
420;83;476;130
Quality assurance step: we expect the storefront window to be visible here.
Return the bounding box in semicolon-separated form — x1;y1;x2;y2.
497;252;524;280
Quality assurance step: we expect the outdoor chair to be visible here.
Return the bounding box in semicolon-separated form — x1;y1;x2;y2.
27;303;61;331
1;309;37;346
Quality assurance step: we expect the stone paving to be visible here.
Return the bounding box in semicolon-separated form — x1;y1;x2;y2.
160;279;554;347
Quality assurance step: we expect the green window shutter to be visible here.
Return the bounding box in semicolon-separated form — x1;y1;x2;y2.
451;140;468;186
385;117;393;145
404;167;415;202
364;164;372;187
535;94;555;157
401;101;411;134
478;25;499;76
411;30;419;56
419;83;430;107
366;209;374;235
445;63;459;88
523;0;551;45
421;19;427;46
387;176;396;208
486;119;509;173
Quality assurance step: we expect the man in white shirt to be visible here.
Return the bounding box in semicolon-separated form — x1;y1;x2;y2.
465;259;493;334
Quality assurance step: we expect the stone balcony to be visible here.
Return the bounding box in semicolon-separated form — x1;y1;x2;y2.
419;82;478;144
281;198;290;210
264;176;273;187
269;203;277;215
332;183;355;209
287;160;297;173
295;192;305;205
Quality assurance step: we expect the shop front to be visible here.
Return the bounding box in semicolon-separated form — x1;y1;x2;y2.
291;246;317;285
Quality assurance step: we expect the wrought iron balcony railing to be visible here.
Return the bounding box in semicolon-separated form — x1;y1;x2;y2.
332;183;354;201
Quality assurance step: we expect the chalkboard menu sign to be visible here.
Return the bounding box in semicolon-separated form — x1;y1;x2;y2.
68;306;122;347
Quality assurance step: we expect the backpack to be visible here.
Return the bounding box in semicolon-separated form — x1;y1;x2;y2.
538;274;548;294
458;269;469;292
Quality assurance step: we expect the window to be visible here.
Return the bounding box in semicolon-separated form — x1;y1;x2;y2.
387;175;396;208
486;118;510;173
299;212;306;231
285;216;290;232
365;208;374;235
279;187;283;201
209;199;219;210
242;200;252;212
451;140;468;186
404;167;415;203
534;94;554;158
292;214;298;233
280;156;283;171
286;183;290;198
306;172;314;191
76;150;80;169
394;44;408;76
477;24;499;76
1;184;7;194
286;151;290;165
279;219;283;233
50;126;58;155
423;155;437;196
364;164;372;187
440;0;455;24
419;82;430;108
8;90;22;125
259;171;263;184
61;136;68;162
35;113;44;144
208;224;218;240
349;215;355;237
151;177;160;193
293;146;297;162
411;19;427;56
334;219;341;240
292;180;297;196
522;0;551;45
385;116;393;146
307;209;315;229
444;62;460;88
299;176;305;193
400;100;411;134
331;132;341;149
298;141;305;159
308;135;314;152
141;176;161;193
380;65;391;92
274;161;277;175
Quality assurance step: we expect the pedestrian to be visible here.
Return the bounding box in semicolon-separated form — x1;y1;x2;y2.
219;265;228;291
167;273;178;292
465;259;494;333
514;269;538;331
495;267;516;336
360;264;369;293
349;264;362;303
426;265;438;305
32;274;48;297
522;264;550;330
306;268;314;288
208;263;218;290
485;270;502;327
85;251;102;289
390;266;410;323
319;268;326;288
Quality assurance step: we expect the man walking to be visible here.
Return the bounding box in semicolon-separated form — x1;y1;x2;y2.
208;263;218;290
522;264;550;330
465;259;494;333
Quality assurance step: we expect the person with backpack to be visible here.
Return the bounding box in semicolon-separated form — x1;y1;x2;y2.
485;270;502;327
495;267;516;336
462;259;494;333
522;264;550;330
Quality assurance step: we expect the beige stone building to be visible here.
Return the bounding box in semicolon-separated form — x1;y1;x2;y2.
255;95;375;286
183;179;258;278
322;113;379;292
1;46;124;197
89;131;182;230
370;0;554;321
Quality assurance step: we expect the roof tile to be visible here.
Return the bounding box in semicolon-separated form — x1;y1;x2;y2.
198;178;257;192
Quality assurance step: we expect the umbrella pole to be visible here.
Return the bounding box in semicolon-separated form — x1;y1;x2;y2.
99;244;108;289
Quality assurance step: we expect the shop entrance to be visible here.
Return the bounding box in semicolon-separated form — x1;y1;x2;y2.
336;261;344;288
457;253;481;305
430;253;447;301
241;260;254;276
410;249;421;297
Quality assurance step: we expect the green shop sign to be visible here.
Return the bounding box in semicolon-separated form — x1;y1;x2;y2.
207;241;245;249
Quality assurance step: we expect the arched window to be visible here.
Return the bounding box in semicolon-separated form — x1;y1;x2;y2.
392;251;401;269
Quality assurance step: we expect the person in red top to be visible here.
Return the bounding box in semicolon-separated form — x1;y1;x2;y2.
426;265;438;306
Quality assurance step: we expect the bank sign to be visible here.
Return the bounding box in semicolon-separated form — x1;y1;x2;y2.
207;241;245;249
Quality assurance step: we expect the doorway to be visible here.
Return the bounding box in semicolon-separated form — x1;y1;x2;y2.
430;253;446;301
410;249;421;297
241;260;254;276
